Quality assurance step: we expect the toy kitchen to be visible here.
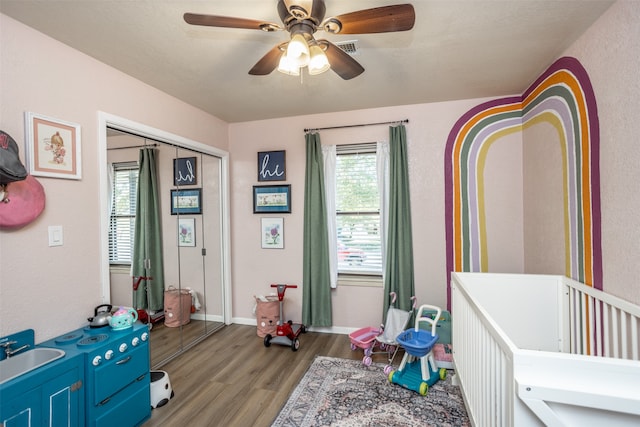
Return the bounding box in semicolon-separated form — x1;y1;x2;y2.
1;306;151;427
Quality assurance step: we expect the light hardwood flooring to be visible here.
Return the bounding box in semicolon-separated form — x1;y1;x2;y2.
143;324;394;426
149;320;224;367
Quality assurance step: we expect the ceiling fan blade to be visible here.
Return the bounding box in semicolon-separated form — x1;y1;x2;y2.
184;13;282;31
249;44;285;75
322;40;364;80
323;4;415;34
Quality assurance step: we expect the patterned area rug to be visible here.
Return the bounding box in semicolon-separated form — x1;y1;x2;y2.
272;356;469;426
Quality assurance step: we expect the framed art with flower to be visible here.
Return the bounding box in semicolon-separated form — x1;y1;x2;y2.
178;218;196;247
261;217;284;249
25;112;82;180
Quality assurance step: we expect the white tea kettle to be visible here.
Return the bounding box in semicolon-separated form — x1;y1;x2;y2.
109;306;138;330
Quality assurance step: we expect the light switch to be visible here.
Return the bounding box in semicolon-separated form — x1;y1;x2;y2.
48;225;63;247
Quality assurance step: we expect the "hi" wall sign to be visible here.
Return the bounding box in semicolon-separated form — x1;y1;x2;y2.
257;150;286;182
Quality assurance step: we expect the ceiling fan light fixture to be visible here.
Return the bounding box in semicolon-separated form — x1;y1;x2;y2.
308;44;330;75
185;1;416;80
286;33;310;67
277;52;300;76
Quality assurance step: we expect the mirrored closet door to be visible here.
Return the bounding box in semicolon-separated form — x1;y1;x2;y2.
106;129;226;368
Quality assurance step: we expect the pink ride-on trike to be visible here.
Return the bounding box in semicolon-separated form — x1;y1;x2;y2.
263;284;306;351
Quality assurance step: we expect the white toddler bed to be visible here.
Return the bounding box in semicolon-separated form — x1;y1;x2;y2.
451;272;640;426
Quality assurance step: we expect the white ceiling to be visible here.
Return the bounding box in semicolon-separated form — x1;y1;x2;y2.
1;0;614;123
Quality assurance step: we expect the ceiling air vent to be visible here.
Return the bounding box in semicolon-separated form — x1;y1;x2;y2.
335;40;359;56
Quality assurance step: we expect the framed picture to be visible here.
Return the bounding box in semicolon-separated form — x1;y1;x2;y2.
171;188;202;215
178;218;196;247
253;184;291;213
173;157;197;186
257;150;286;182
261;217;284;249
25;112;82;180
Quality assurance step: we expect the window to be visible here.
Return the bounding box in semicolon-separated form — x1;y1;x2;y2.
109;162;138;265
335;143;382;275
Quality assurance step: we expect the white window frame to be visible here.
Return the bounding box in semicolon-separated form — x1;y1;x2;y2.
325;142;388;287
108;161;138;265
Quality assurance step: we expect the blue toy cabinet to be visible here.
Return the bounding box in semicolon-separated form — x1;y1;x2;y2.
0;353;84;426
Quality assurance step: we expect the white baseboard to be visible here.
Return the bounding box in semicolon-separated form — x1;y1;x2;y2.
231;317;356;335
232;317;256;326
191;312;224;322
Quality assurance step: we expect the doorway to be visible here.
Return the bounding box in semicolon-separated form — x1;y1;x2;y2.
98;112;232;368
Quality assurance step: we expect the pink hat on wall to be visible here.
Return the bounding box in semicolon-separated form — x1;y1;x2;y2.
0;130;45;229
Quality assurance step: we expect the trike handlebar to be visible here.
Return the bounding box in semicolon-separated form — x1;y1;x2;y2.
270;283;297;300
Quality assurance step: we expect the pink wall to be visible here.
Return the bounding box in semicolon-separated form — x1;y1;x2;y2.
227;100;508;330
562;0;640;305
0;14;228;341
484;132;524;273
228;0;640;328
523;122;566;276
2;0;639;341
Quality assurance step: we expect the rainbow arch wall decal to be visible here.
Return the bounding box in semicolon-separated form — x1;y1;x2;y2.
444;56;602;306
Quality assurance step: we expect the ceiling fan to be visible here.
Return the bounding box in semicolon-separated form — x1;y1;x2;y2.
183;1;415;80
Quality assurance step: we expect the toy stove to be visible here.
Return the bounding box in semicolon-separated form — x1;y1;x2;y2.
39;322;151;427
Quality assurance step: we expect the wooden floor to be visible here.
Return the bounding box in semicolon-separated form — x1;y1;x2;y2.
143;324;393;427
149;320;224;367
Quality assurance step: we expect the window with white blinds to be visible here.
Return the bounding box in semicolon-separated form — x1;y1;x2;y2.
109;162;138;265
335;143;382;274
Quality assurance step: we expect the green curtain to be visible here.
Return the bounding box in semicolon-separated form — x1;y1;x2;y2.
132;147;165;311
302;132;332;326
383;124;415;319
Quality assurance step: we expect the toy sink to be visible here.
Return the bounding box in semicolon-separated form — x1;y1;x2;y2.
0;348;65;385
